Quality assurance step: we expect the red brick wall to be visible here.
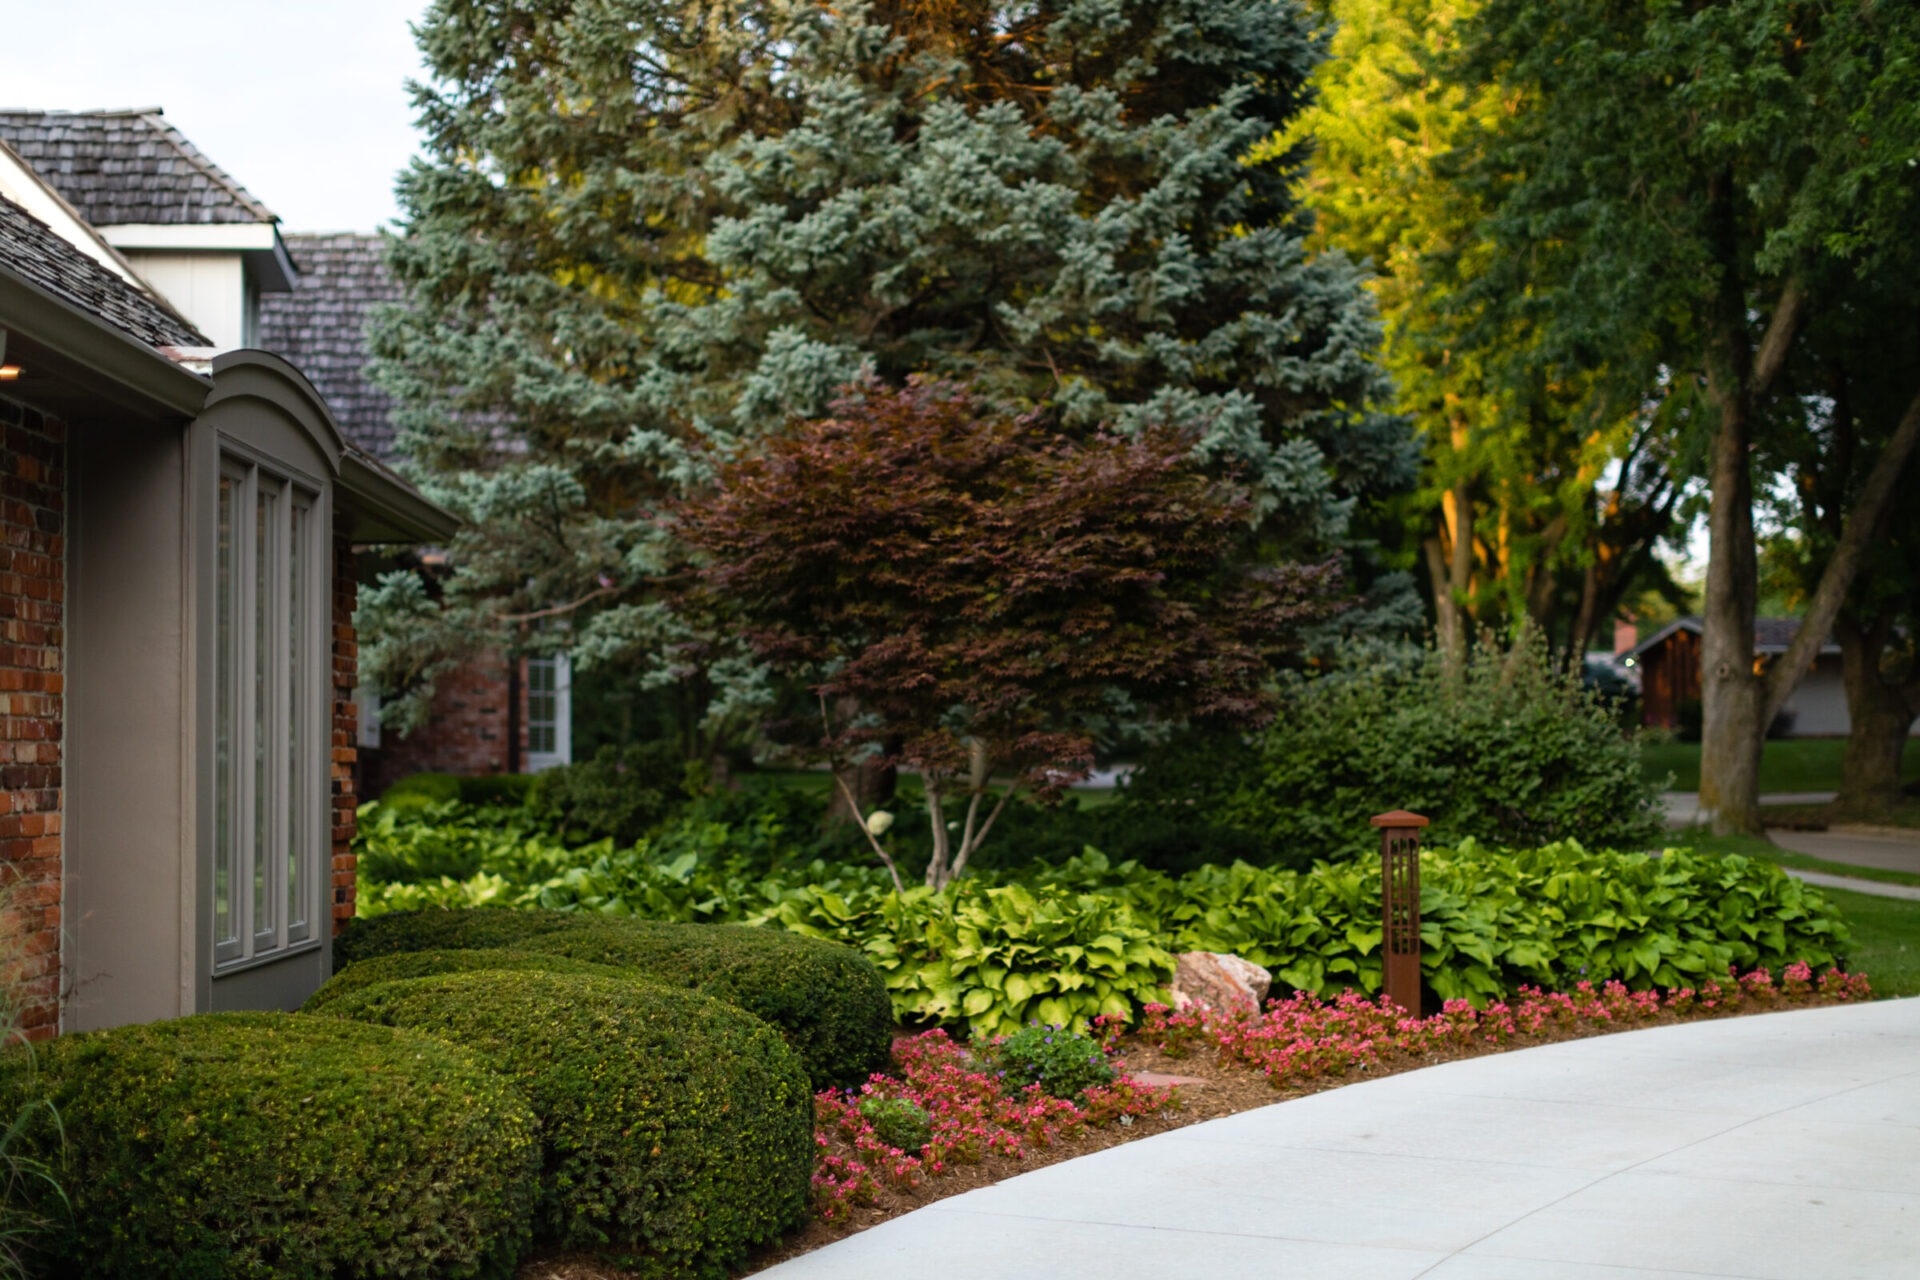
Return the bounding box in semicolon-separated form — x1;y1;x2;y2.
331;534;358;933
0;397;64;1039
359;652;529;798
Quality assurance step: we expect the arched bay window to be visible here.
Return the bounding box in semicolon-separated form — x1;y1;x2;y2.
212;451;325;967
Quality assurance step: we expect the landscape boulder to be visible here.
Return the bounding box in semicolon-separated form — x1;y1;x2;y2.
1170;951;1272;1015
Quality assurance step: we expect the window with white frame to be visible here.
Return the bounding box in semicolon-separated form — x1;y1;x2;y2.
213;455;324;968
525;654;572;771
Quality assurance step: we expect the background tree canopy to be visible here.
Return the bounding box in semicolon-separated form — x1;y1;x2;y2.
365;0;1420;737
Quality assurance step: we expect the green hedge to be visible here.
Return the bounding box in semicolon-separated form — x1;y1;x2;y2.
519;918;894;1088
339;908;893;1087
303;947;633;1012
317;972;811;1276
334;904;579;967
0;1012;537;1280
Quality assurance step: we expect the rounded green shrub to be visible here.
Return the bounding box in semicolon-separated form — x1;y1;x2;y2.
1122;635;1663;859
333;904;581;967
339;907;895;1088
0;1012;537;1280
303;947;633;1013
857;1095;932;1153
317;972;811;1276
527;742;693;845
521;918;894;1088
993;1024;1117;1102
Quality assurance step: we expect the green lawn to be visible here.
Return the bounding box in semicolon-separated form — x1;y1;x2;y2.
1638;737;1920;793
1820;887;1920;999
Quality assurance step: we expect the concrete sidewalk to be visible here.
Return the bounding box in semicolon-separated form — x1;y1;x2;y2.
754;999;1920;1279
1770;827;1920;876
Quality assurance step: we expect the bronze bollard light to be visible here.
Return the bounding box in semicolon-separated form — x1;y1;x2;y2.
1370;809;1429;1017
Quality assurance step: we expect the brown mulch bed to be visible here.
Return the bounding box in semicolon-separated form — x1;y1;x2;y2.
514;994;1846;1280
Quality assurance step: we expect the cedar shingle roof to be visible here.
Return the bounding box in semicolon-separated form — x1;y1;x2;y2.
256;232;399;456
0;192;207;348
0;108;277;227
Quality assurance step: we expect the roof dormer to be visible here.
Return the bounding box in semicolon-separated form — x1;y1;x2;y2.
0;107;298;351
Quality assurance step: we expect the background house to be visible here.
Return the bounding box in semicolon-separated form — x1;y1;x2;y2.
256;231;573;794
0;116;453;1036
1623;617;1909;737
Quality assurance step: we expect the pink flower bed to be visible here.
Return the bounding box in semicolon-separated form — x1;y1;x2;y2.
811;1029;1176;1222
808;964;1870;1224
1119;963;1873;1085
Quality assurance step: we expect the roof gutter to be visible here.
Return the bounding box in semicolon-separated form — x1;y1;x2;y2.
338;447;460;544
0;266;209;420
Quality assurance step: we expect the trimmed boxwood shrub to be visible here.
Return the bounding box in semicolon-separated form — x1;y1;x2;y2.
520;918;894;1088
303;947;633;1013
338;907;894;1087
318;972;811;1277
333;904;580;967
0;1012;537;1280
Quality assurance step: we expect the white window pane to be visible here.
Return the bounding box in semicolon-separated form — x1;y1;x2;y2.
215;473;237;953
287;500;307;940
253;485;276;942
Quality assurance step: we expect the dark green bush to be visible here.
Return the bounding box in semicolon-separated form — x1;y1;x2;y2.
527;742;694;846
857;1095;932;1153
1122;636;1663;858
522;918;895;1088
340;908;895;1088
378;771;536;809
334;904;581;967
993;1024;1116;1102
303;947;633;1012
317;972;811;1276
0;1012;537;1280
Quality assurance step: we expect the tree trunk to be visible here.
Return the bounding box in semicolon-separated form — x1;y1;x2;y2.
1697;217;1805;833
1761;385;1920;724
1834;616;1919;812
1425;467;1474;672
1697;342;1765;834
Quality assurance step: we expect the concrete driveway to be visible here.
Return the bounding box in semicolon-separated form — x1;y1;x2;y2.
753;999;1920;1279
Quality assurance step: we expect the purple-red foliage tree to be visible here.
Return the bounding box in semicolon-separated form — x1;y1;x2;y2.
675;380;1342;889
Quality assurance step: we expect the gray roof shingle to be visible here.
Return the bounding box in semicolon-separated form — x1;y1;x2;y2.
256;232;399;456
0;193;208;348
0;108;277;227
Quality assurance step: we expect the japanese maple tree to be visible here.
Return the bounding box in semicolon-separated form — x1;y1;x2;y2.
674;381;1341;889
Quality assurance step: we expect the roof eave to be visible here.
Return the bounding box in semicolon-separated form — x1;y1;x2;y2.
0;265;209;421
338;448;460;544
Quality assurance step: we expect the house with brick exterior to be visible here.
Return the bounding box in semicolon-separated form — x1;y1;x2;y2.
256;232;574;794
0;120;453;1036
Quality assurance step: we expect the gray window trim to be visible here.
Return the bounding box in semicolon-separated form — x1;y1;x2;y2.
212;447;325;974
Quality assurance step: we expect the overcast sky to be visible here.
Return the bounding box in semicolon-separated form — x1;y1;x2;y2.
1;0;433;231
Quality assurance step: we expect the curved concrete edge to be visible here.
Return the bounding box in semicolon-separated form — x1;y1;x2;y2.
753;999;1920;1279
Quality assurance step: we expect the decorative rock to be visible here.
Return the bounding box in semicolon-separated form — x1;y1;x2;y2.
1169;951;1272;1015
1129;1070;1209;1089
